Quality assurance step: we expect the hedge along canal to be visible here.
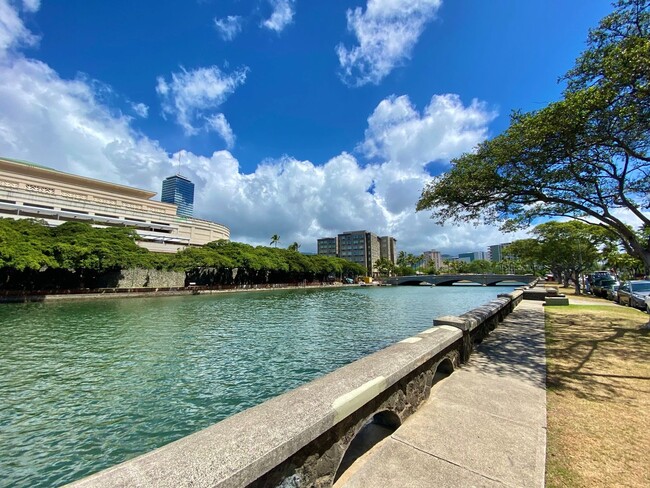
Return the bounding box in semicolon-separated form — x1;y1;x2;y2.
0;284;516;487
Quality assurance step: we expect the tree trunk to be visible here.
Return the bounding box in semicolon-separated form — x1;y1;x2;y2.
562;270;570;289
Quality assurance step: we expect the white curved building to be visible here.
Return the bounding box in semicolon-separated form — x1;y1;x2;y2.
0;156;230;253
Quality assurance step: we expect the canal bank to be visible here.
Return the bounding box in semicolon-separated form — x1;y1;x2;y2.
336;299;546;488
0;285;522;487
0;275;534;304
65;288;530;487
0;282;359;303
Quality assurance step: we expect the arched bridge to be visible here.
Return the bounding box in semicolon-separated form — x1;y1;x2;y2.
385;274;536;286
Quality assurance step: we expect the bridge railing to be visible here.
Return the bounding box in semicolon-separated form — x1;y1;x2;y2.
386;274;536;286
69;288;526;488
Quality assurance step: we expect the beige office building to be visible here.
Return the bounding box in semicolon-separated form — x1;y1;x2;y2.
422;250;443;270
0;156;230;253
379;236;397;265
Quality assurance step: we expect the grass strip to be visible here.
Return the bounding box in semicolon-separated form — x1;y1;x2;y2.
545;298;649;487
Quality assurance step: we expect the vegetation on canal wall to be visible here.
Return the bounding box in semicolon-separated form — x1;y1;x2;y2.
0;219;366;291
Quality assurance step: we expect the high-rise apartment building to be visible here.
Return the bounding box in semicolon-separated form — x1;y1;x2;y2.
338;231;378;273
317;237;338;257
317;231;397;275
161;174;194;217
422;250;443;270
459;251;488;262
488;243;512;262
379;236;397;265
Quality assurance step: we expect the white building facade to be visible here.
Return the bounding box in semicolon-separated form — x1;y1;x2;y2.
0;157;230;253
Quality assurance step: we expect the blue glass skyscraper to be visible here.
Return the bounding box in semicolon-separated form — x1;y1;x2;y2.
161;174;194;217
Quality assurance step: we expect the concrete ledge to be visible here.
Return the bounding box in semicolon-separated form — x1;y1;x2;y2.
433;315;469;331
433;296;513;333
544;296;569;306
523;287;558;301
461;297;510;325
499;289;524;308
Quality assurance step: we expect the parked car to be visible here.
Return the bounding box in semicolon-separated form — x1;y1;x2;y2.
616;280;650;310
586;271;613;294
593;271;612;279
606;284;620;301
591;276;619;298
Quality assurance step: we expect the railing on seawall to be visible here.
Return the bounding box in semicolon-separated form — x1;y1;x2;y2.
68;288;525;488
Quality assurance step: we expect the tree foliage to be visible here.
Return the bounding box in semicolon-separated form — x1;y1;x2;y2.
466;259;493;274
0;219;366;290
0;219;171;289
181;241;365;285
374;257;396;277
0;219;157;273
505;221;619;293
396;251;422;271
0;218;56;271
503;239;546;276
417;0;650;270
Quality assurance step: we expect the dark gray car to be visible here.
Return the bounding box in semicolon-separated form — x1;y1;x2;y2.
592;276;618;298
616;280;650;310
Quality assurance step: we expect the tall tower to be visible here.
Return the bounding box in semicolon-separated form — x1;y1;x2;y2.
161;174;194;217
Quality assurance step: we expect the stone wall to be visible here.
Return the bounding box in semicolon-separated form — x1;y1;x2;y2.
70;289;525;488
96;268;186;288
251;352;458;488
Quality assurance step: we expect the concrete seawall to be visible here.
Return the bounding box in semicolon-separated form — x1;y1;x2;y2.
0;282;356;303
68;288;526;488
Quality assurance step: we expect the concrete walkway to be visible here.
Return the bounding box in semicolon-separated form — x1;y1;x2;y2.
337;300;547;488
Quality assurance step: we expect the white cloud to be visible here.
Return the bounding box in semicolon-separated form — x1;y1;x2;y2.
261;0;295;33
205;113;235;149
131;102;149;118
0;1;522;256
0;56;170;188
0;0;39;53
155;65;247;138
361;94;497;170
21;0;39;13
177;92;501;251
336;0;441;86
214;15;242;41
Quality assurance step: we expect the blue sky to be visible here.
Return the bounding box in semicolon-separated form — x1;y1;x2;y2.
0;0;614;254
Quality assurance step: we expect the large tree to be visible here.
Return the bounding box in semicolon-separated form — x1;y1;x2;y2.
503;239;546;276
504;222;614;292
417;0;650;270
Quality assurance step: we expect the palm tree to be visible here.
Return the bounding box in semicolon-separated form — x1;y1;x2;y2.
288;242;300;252
270;234;280;247
406;253;419;268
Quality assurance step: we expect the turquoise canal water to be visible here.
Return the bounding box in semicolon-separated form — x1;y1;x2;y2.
0;285;516;487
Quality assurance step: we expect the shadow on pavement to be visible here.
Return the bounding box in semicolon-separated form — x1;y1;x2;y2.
467;306;546;388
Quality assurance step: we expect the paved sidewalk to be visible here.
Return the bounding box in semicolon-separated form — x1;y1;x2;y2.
337;300;547;488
